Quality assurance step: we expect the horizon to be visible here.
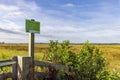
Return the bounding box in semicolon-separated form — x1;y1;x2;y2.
0;0;120;43
1;41;120;44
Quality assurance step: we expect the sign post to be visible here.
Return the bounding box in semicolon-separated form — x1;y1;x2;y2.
26;19;40;59
29;33;34;59
25;19;40;79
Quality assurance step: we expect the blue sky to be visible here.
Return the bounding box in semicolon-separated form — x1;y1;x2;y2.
0;0;120;43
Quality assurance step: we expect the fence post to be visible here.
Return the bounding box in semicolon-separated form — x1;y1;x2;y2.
12;56;18;80
17;56;34;80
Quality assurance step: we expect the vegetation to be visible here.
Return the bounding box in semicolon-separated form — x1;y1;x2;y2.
47;40;120;80
0;41;120;79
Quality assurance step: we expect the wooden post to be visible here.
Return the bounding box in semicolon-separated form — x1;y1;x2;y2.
12;56;18;80
17;56;34;80
29;33;34;59
28;33;35;79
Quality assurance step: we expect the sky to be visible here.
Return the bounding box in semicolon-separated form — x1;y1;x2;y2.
0;0;120;43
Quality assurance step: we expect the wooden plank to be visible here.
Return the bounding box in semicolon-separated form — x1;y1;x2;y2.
12;56;18;80
17;56;34;80
0;60;16;67
34;61;74;71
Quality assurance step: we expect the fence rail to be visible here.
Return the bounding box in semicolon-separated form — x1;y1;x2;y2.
34;60;75;80
0;60;16;67
0;57;74;80
34;60;74;71
0;57;17;80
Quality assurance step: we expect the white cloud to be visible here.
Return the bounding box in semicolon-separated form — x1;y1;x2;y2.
62;3;75;8
0;0;120;43
0;4;27;21
0;20;23;33
15;0;39;11
0;4;19;11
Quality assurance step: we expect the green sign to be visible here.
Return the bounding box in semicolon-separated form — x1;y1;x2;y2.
26;19;40;33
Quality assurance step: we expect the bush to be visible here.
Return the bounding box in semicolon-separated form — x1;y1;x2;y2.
76;41;107;80
47;40;120;80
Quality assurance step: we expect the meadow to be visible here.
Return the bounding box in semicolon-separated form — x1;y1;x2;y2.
0;43;120;73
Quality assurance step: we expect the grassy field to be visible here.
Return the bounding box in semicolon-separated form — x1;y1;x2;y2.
0;43;120;72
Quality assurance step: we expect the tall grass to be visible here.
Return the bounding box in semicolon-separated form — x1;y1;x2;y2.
0;47;28;60
0;44;120;73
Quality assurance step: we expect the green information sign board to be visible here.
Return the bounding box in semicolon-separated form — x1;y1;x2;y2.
26;19;40;33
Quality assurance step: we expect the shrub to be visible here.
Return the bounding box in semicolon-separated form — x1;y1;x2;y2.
47;40;120;80
76;41;107;80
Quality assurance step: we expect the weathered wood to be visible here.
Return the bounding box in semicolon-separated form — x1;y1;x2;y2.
12;56;18;80
17;56;34;80
0;57;76;80
34;61;74;71
0;60;16;67
29;33;34;59
0;58;17;80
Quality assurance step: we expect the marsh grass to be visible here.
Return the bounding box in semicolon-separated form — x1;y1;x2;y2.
0;44;120;73
71;45;120;72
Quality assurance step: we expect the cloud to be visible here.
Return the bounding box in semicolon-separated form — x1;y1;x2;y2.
0;4;25;19
0;28;23;35
0;0;48;43
0;20;23;33
0;0;120;43
0;4;19;11
0;0;41;34
62;3;75;8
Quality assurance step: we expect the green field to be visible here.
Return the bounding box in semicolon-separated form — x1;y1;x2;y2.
0;43;120;72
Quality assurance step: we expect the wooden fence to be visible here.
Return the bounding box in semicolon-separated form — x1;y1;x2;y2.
0;57;17;80
0;56;74;80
